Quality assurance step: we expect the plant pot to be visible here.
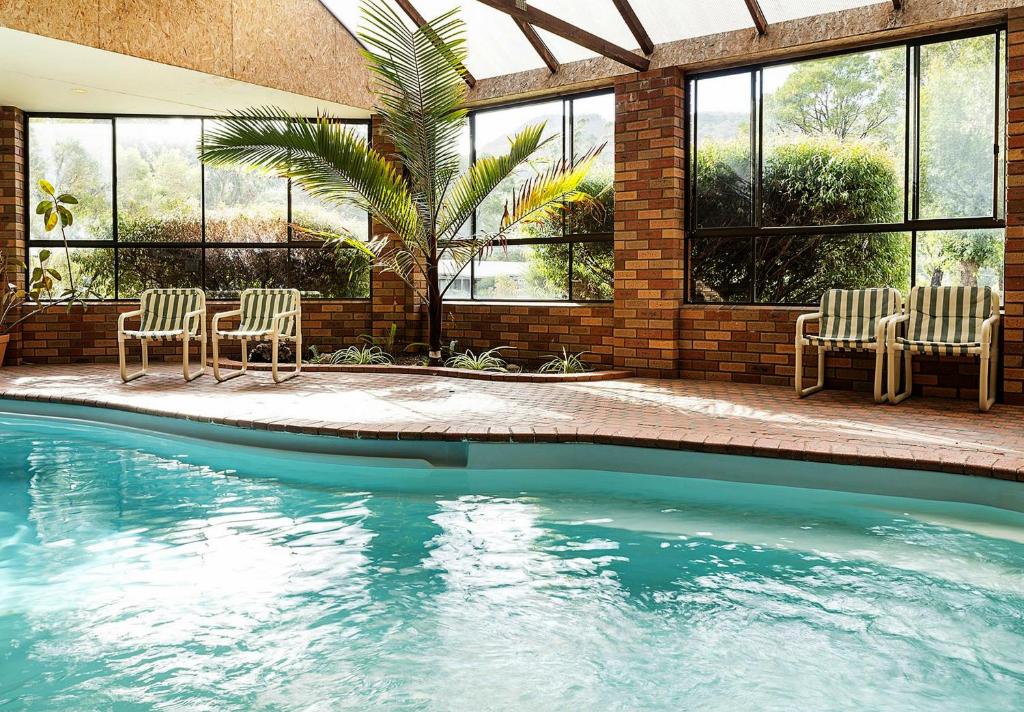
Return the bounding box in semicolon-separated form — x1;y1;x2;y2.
0;334;8;368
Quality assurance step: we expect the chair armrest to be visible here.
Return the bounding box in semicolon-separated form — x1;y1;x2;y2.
117;309;144;334
980;312;1000;347
795;312;822;340
182;308;205;334
271;309;301;334
212;308;243;330
886;314;910;346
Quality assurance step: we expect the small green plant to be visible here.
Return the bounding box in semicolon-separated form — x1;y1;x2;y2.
1;250;89;336
538;348;592;374
445;346;509;372
35;180;80;292
330;345;393;365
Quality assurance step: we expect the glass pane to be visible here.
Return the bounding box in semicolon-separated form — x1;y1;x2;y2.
754;233;911;304
571;241;614;301
290;246;370;299
919;34;998;219
569;93;615;235
915;229;1004;292
28;118;113;242
694;72;753;228
116;118;202;243
291;123;369;242
439;256;472;300
762;47;905;226
473;243;567;300
29;247;114;299
205;248;288;299
116;248;202;299
203;121;288;243
689;237;752;303
474;101;564;239
632;0;753;45
760;0;876;24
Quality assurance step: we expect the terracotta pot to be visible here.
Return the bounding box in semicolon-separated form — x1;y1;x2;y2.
0;333;8;367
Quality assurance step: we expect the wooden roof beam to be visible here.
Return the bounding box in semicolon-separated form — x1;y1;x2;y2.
611;0;654;55
743;0;769;36
395;0;477;87
476;0;650;71
513;19;559;73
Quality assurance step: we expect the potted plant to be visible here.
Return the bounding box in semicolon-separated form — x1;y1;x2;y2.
0;181;93;367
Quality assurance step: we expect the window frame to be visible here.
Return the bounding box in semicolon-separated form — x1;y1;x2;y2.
685;26;1007;306
23;111;373;302
453;88;615;304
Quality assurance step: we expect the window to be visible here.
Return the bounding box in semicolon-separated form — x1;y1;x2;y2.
449;91;614;302
26;115;371;300
688;29;1006;304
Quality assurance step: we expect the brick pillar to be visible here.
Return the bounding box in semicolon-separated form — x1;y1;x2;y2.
0;106;26;365
612;68;686;377
369;117;422;348
1006;11;1024;404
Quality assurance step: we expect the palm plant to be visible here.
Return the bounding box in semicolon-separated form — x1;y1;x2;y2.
199;0;600;363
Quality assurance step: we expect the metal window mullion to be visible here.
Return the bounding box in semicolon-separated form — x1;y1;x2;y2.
201;118;207;291
112;117;119;299
993;29;1003;221
469;111;477;301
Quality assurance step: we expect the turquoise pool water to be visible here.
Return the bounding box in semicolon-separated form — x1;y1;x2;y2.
2;412;1024;711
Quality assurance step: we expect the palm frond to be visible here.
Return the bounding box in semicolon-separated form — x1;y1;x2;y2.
199;107;419;241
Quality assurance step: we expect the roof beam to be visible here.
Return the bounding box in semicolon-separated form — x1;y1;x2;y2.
743;0;769;35
395;0;477;87
513;19;560;73
475;0;650;71
611;0;654;55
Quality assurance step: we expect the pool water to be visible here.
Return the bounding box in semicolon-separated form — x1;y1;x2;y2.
2;413;1024;711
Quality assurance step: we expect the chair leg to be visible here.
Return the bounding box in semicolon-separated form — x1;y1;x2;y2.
119;336;148;383
873;345;888;404
797;341;825;398
213;335;247;382
182;332;205;382
888;349;912;404
272;335;301;384
980;327;998;411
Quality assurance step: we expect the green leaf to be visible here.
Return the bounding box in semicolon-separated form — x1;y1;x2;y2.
57;205;72;227
56;193;78;204
38;249;51;262
38;179;55;196
44;211;58;232
35;200;53;215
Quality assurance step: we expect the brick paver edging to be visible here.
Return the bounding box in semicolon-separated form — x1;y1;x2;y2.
1;364;1023;483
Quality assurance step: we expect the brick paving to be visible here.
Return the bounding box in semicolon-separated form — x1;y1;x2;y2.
1;363;1023;481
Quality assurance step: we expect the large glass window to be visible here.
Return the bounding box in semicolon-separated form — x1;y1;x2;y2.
689;29;1006;305
453;91;614;302
27;116;371;300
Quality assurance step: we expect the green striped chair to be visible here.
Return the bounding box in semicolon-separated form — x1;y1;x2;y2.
795;288;901;403
887;286;1000;411
117;288;207;382
212;288;302;383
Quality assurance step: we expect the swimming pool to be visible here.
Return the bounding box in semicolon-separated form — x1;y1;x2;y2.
2;407;1024;710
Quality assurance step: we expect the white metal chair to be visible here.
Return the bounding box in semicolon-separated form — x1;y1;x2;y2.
117;288;206;382
795;288;901;403
212;288;302;383
887;285;1000;411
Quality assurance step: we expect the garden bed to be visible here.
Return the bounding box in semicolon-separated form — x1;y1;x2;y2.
206;358;631;383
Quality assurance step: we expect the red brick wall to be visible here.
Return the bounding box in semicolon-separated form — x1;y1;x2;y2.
18;301;371;364
1;107;25;363
444;303;614;368
1005;10;1024;404
612;68;685;377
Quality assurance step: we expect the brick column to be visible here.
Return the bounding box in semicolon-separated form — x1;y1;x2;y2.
0;106;26;365
1006;11;1024;404
369;117;423;348
612;68;686;377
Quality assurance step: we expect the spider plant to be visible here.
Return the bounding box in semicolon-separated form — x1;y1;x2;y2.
445;346;509;372
330;345;393;365
538;348;592;374
198;0;600;364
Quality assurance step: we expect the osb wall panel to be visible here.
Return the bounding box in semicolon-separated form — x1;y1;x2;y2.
444;303;615;369
97;0;233;78
680;305;989;401
18;301;371;365
0;0;373;110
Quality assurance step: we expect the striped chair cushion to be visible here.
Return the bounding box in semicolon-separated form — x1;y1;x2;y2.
228;289;300;339
808;288;900;348
895;286;992;354
131;288;204;338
